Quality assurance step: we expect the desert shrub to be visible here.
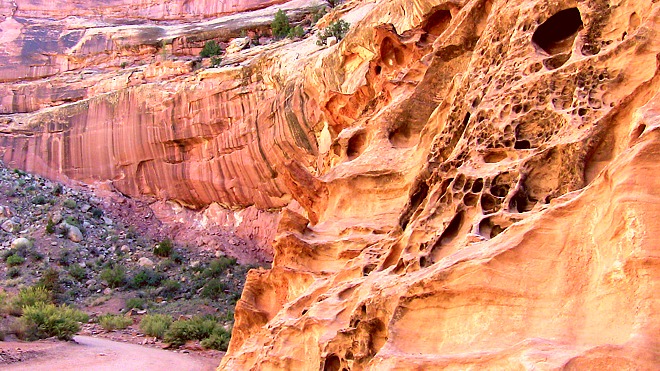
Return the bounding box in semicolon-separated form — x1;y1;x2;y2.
100;265;126;288
98;314;132;331
58;249;73;267
200;326;231;351
125;297;146;310
154;238;173;257
317;19;350;45
31;195;48;205
310;6;328;24
90;207;104;218
287;25;305;39
46;219;55;234
0;292;11;314
200;40;222;58
12;286;51;315
67;264;86;282
139;313;173;338
131;268;163;288
161;279;181;298
37;268;61;294
0;249;14;261
201;279;227;300
126;226;138;239
6;254;25;267
7;267;21;278
210;56;222;67
63;199;77;209
21;302;88;340
271;9;291;39
30;250;44;261
51;184;63;196
64;216;80;228
327;0;344;7
164;316;219;346
204;257;237;278
170;250;185;264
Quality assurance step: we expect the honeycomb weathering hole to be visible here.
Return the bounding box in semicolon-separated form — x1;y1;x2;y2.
422;9;452;37
346;131;367;160
380;37;404;67
532;8;583;55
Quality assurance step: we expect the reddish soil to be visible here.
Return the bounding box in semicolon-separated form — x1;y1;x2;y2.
0;336;222;370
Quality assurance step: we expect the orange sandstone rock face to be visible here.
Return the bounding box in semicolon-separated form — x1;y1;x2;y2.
0;0;658;369
220;0;660;369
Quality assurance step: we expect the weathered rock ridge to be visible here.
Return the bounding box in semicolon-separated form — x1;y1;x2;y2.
1;0;659;369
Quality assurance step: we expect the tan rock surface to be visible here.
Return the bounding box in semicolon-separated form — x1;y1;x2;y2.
0;0;658;369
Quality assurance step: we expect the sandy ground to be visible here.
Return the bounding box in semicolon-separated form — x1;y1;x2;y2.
1;336;221;370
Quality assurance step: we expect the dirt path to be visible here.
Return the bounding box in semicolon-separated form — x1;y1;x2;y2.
2;336;221;371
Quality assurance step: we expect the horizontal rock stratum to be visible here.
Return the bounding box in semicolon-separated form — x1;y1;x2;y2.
1;0;659;370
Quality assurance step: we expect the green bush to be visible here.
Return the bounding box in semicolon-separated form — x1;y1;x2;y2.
63;199;77;209
98;314;132;331
154;238;173;257
164;316;219;346
58;249;73;267
125;297;146;310
68;265;86;282
317;19;350;45
287;25;305;39
64;216;80;228
100;265;126;288
46;219;56;234
131;268;163;288
0;249;13;261
200;327;231;351
6;254;25;267
204;257;237;278
21;302;88;340
310;6;328;24
272;9;291;39
210;56;222;67
200;40;222;58
37;268;61;294
14;286;51;309
140;314;173;338
51;184;63;196
31;195;48;205
201;279;227;300
91;208;104;218
7;266;21;278
161;279;181;298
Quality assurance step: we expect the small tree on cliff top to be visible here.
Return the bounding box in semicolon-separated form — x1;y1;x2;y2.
272;9;291;39
200;40;222;58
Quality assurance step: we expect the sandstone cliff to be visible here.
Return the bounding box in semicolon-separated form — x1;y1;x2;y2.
1;0;659;369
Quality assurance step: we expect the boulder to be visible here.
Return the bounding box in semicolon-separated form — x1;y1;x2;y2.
1;219;16;233
66;225;83;242
138;257;155;268
225;37;250;54
11;237;32;250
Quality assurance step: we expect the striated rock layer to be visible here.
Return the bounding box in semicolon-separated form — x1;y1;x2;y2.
0;0;659;369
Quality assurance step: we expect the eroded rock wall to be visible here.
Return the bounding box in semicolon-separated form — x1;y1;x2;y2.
0;0;658;369
220;0;660;369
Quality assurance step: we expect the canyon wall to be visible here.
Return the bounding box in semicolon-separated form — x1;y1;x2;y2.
0;0;658;369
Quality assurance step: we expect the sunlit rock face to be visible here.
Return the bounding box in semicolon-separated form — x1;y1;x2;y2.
219;0;659;369
0;0;659;369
